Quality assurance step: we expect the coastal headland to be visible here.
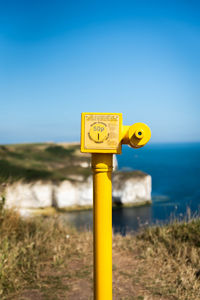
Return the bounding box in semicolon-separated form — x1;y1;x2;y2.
0;143;151;215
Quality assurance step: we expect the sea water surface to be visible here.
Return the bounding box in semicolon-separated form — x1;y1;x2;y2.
63;143;200;233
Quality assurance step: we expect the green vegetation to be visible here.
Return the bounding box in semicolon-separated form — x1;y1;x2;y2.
0;206;200;299
0;143;91;183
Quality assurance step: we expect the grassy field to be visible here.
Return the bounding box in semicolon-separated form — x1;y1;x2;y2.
0;208;200;300
1;144;199;299
0;143;90;183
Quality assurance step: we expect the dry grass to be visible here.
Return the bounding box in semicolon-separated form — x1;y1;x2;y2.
1;209;200;299
0;209;89;299
135;221;200;299
114;220;200;300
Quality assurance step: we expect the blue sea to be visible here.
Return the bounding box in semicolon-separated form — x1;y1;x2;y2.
63;143;200;233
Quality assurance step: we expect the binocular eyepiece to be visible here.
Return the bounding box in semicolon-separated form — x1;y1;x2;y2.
123;122;151;148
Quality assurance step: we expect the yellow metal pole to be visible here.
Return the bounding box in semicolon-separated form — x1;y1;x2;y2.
81;112;151;300
92;153;113;300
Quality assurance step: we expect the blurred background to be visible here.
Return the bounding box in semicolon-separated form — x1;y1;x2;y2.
0;0;200;231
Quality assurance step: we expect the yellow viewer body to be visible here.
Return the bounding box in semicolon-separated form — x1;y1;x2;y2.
81;112;122;154
80;112;151;300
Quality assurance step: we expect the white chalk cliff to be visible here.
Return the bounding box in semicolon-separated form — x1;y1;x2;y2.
4;170;151;213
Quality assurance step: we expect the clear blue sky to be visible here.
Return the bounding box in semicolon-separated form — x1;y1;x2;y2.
0;0;199;144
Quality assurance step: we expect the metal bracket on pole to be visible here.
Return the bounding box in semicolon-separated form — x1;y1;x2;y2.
80;112;151;300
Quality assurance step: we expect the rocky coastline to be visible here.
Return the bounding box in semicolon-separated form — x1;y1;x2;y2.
0;143;152;216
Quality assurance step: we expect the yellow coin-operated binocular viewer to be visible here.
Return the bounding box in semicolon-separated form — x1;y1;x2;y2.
80;113;151;300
